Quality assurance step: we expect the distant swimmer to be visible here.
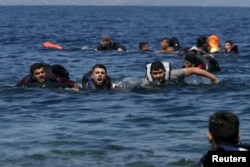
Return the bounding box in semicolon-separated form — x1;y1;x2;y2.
94;35;127;51
142;61;218;87
155;37;180;53
188;36;221;72
139;42;152;52
155;38;174;53
81;64;116;90
224;40;239;54
178;36;208;57
189;35;209;54
17;63;80;90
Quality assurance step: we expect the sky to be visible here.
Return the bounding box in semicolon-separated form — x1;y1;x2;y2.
0;0;250;7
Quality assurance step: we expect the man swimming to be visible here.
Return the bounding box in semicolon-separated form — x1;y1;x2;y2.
142;61;219;87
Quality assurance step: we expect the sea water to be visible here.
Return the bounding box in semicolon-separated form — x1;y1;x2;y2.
0;6;250;167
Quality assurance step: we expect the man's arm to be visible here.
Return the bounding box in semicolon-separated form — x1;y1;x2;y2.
155;47;173;53
183;67;219;84
54;75;80;90
17;74;33;86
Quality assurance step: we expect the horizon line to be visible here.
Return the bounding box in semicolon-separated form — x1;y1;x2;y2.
0;4;249;7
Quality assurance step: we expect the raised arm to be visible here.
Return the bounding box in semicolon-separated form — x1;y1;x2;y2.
183;67;219;84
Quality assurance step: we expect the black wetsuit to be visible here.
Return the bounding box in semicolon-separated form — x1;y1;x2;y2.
17;74;76;88
95;42;126;51
17;64;75;88
81;71;112;90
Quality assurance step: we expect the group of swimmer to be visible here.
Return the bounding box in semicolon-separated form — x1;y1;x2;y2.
16;63;250;165
18;35;250;166
93;34;239;55
43;34;239;55
141;35;238;55
18;34;240;90
17;60;218;90
92;34;236;74
16;62;249;165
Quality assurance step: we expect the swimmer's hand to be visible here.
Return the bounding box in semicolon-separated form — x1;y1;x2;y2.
117;48;124;51
211;78;219;84
73;83;80;91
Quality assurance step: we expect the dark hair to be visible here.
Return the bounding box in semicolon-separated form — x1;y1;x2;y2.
139;42;148;50
150;61;165;72
209;111;239;145
82;64;111;89
51;64;70;79
92;64;107;73
162;38;171;44
185;51;199;65
30;63;46;75
225;40;233;45
197;36;207;47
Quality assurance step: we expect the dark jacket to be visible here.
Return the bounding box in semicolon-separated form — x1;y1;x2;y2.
95;42;126;51
81;71;113;90
199;144;250;167
17;64;75;88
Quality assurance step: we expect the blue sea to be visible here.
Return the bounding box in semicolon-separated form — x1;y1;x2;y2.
1;6;250;167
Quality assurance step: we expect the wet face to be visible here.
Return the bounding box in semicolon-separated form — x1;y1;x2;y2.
160;40;169;49
101;40;111;47
142;44;149;51
91;67;107;86
150;69;166;83
32;67;46;83
224;42;232;50
183;61;194;68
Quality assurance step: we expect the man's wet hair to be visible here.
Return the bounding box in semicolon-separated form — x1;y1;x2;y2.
225;40;233;45
139;42;149;50
185;51;199;66
30;63;46;75
209;111;239;145
197;36;207;47
92;64;107;73
150;61;165;72
161;38;171;44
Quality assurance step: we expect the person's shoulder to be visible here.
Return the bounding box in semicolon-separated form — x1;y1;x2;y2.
141;77;149;87
142;49;154;52
182;67;206;74
112;42;126;51
230;45;239;54
171;68;184;73
167;46;174;52
17;74;33;86
155;49;168;53
189;46;199;51
81;71;92;86
199;152;208;167
170;68;186;80
94;45;104;51
178;47;191;57
217;144;250;151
